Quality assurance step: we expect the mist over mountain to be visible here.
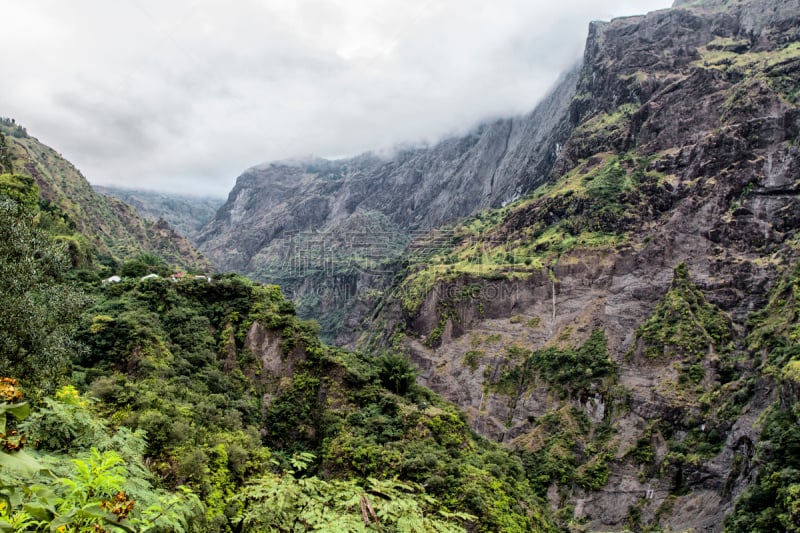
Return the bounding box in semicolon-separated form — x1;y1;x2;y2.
2;0;800;531
190;0;800;529
1;1;671;196
196;66;580;341
94;185;224;245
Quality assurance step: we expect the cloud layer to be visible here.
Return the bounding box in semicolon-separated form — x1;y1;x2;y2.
1;0;670;196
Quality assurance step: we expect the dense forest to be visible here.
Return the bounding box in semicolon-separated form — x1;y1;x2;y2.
0;169;554;531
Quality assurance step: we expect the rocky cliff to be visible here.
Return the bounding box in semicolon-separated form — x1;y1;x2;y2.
359;0;800;530
196;66;580;340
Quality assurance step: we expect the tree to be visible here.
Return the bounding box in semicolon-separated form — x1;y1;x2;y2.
0;174;38;210
0;198;86;390
0;133;13;173
377;353;417;396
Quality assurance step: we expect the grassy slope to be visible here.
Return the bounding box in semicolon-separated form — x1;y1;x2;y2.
0;120;208;271
396;148;674;316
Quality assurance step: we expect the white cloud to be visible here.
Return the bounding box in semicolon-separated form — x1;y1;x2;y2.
0;0;671;196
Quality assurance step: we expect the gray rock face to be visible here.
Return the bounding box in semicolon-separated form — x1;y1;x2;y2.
196;67;581;341
197;66;580;274
360;0;800;530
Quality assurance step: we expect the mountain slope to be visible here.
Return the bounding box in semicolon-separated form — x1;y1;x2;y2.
357;0;800;530
199;66;579;271
94;185;223;244
0;200;555;531
0;119;209;271
71;274;554;531
197;66;580;341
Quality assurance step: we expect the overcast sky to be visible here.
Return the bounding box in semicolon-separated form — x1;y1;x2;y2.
1;0;670;197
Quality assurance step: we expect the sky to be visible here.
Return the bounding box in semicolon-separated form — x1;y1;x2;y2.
1;0;671;197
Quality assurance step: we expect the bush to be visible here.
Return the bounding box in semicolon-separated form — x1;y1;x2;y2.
21;391;109;452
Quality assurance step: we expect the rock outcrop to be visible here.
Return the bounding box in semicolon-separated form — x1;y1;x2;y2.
196;66;580;340
360;0;800;530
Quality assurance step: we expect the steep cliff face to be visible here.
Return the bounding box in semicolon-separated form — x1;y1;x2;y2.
199;67;578;272
196;67;579;340
361;0;800;530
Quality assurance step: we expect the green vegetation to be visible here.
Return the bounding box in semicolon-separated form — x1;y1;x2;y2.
516;406;616;502
527;316;541;329
746;260;800;371
397;151;671;316
727;260;800;531
486;329;616;397
571;103;639;151
626;423;656;465
480;330;619;525
0;173;38;209
575;104;639;135
0;131;13;173
235;473;474;532
0;197;86;390
630;264;750;474
463;350;484;371
695;40;800;105
0;120;207;271
1;380;203;532
726;406;800;532
0;186;556;532
634;263;732;369
0;117;27;139
376;352;418;395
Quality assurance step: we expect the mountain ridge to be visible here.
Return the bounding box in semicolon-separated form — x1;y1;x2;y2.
94;185;224;245
196;64;581;341
0;119;210;271
356;0;800;529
